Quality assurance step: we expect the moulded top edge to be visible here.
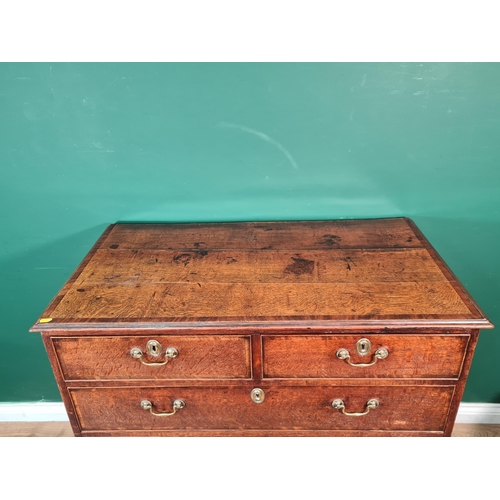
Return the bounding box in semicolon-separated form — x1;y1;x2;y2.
30;317;494;333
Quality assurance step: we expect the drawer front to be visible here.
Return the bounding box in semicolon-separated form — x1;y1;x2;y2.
53;335;251;380
262;335;468;379
70;385;454;432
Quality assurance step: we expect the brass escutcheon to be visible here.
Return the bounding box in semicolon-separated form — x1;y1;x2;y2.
146;339;162;357
356;338;371;356
250;388;265;404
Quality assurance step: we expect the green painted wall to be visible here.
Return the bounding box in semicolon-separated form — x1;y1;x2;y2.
1;62;498;403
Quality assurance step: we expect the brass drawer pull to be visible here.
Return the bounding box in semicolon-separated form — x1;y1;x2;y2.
336;347;388;367
130;339;179;366
331;398;379;417
140;399;185;417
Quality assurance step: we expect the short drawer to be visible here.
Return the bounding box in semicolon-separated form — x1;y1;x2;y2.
53;335;251;380
69;385;454;432
262;335;469;379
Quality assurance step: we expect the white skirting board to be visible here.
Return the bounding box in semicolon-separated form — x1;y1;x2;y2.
0;402;499;424
0;403;69;422
454;403;500;424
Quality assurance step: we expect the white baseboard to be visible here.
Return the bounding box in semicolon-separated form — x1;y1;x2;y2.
454;403;500;425
1;402;500;424
0;403;69;422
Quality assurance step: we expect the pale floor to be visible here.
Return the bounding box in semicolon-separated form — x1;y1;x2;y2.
0;422;499;437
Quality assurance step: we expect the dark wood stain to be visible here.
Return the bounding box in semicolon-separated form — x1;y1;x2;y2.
284;256;315;276
318;234;342;246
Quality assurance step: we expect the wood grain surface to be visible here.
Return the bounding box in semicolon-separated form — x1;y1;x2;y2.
74;248;448;284
29;219;493;438
50;281;473;320
69;384;454;432
0;422;498;437
53;335;251;380
262;334;469;379
101;220;423;251
32;218;491;329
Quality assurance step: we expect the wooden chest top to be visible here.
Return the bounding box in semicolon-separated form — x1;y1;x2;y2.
32;218;492;331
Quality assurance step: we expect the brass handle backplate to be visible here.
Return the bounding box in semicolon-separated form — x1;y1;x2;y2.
130;339;179;366
141;399;185;417
336;344;388;367
331;398;379;417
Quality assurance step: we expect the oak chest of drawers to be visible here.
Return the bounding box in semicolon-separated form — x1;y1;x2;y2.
31;218;493;436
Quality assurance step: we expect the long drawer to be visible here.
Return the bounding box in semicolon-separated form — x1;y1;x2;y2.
262;335;469;379
53;335;252;380
69;385;455;432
